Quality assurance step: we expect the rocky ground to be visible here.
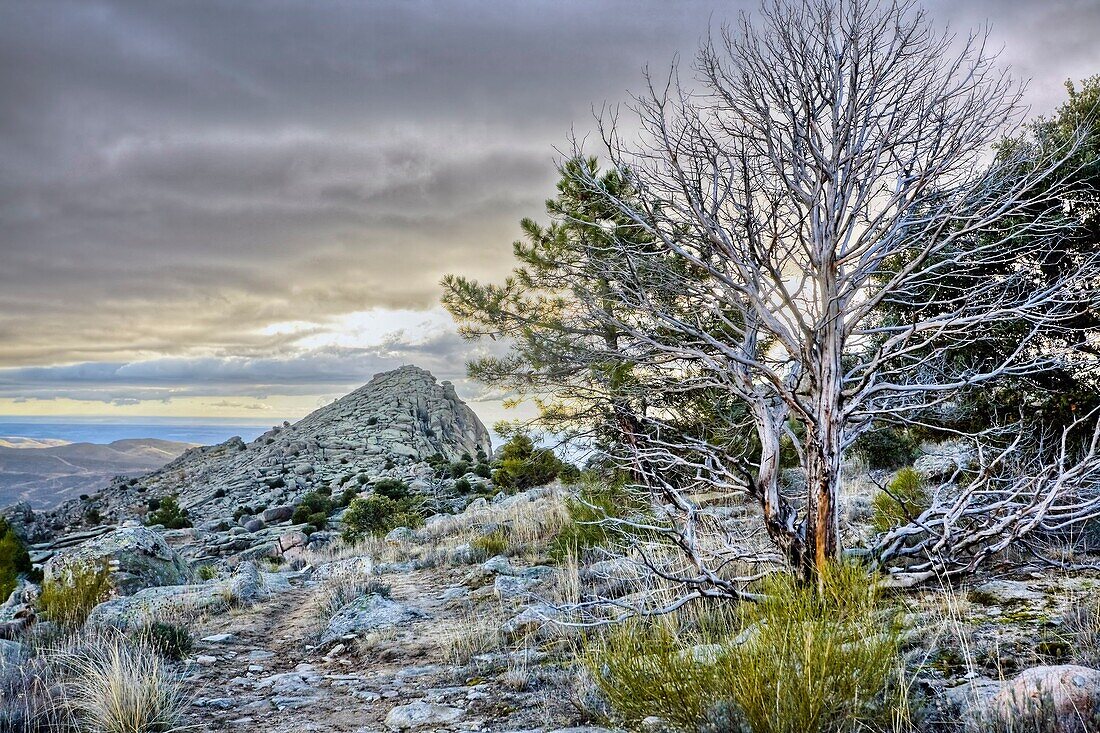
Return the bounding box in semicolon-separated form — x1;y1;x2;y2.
177;559;595;732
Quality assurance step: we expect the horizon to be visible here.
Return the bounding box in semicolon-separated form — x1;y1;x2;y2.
2;0;1099;425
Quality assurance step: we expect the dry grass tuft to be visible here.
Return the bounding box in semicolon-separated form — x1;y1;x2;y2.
60;631;189;733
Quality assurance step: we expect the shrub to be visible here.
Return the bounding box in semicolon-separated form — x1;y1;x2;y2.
65;634;188;733
341;495;423;543
491;435;566;492
0;518;31;600
85;508;103;526
550;478;648;562
140;622;193;660
453;477;472;494
852;426;922;469
372;478;410;501
588;563;907;733
872;467;929;532
471;529;510;559
39;560;112;630
292;491;335;531
474;462;492;479
195;564;218;581
145;495;191;530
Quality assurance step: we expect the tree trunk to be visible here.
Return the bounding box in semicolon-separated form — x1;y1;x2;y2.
803;303;844;580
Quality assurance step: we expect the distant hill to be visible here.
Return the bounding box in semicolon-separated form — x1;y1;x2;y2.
0;438;194;508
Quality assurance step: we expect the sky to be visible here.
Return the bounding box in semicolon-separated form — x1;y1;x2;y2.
1;0;1099;427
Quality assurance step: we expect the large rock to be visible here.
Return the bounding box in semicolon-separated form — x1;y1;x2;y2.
85;563;260;630
989;666;1100;733
384;701;464;730
43;524;188;595
318;594;421;646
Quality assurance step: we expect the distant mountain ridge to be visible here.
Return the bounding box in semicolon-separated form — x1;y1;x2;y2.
0;438;195;509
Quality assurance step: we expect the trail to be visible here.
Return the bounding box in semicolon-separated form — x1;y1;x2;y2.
177;562;591;732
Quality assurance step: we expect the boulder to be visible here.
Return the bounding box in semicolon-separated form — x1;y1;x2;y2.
0;638;23;667
43;524;188;595
989;665;1100;733
277;531;308;553
969;580;1043;607
262;505;295;524
85;562;260;630
318;594;421;647
384;701;464;730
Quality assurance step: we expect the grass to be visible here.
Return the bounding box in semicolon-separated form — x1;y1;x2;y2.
62;632;189;733
549;477;648;562
444;605;509;665
471;529;510;560
872;467;929;533
587;563;913;733
39;560;112;631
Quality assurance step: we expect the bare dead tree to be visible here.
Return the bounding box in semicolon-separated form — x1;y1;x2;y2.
560;0;1100;590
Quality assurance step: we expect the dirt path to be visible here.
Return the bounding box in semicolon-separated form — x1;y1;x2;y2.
176;562;592;732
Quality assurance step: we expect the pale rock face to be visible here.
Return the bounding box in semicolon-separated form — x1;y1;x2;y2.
990;665;1100;733
384;701;465;730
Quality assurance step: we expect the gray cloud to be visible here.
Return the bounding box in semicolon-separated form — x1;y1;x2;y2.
1;0;1098;408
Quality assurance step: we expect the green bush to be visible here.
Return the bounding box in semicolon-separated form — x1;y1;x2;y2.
372;478;410;501
588;563;907;733
292;491;336;531
341;495;423;543
491;435;568;492
872;467;929;532
453;477;472;494
145;495;191;529
0;518;31;600
550;478;648;562
195;564;218;581
852;427;922;470
39;560;112;630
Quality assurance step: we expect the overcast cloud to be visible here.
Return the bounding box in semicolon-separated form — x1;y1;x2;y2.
2;0;1099;416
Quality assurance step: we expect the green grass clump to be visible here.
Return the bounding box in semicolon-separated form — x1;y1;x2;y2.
39;560;112;630
588;563;909;733
195;564;218;581
139;622;193;661
872;467;929;532
549;478;648;562
0;518;31;600
471;529;510;559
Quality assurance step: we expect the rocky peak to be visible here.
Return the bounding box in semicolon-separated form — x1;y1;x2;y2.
33;366;491;536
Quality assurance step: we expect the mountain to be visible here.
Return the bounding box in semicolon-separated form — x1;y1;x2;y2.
0;438;194;509
26;366;491;540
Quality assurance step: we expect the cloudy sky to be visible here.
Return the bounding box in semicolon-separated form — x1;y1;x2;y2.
1;0;1098;424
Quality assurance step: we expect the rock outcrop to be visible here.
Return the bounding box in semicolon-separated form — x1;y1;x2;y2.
43;523;189;595
33;366;491;541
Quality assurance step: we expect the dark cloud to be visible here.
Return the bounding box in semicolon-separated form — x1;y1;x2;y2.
0;0;1097;409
